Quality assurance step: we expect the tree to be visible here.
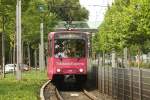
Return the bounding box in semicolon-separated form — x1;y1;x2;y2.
47;0;89;22
94;0;150;54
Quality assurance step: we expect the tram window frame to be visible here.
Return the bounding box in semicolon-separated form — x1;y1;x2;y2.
54;39;86;58
48;39;52;57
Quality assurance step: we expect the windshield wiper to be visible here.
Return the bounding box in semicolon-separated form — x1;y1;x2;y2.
58;55;63;61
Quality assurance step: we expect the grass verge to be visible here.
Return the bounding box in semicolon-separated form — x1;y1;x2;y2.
0;70;47;100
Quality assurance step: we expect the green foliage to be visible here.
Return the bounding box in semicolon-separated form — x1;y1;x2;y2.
0;0;89;62
47;0;89;21
94;0;150;54
21;0;58;49
130;61;150;68
0;70;46;100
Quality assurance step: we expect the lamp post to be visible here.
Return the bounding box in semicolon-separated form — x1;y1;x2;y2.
16;0;22;80
2;15;5;78
38;4;45;71
0;7;7;78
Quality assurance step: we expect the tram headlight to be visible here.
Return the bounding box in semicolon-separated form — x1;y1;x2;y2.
79;68;83;72
56;69;61;72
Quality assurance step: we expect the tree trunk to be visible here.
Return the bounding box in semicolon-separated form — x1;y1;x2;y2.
34;49;37;70
22;41;24;63
13;37;16;64
23;44;26;64
123;47;128;68
13;42;16;75
39;44;41;70
102;51;105;67
27;43;31;69
137;48;141;68
112;50;116;68
9;47;13;64
0;32;2;76
128;47;131;68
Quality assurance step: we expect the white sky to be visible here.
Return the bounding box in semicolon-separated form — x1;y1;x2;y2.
79;0;114;28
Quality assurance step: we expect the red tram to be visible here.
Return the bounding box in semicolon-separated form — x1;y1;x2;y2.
47;30;88;82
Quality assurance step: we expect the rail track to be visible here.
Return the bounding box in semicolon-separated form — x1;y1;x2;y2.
58;88;98;100
40;80;98;100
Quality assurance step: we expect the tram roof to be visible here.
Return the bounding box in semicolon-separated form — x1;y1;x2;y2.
54;28;98;33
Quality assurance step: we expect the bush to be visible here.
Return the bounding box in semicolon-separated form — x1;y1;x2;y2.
129;61;150;68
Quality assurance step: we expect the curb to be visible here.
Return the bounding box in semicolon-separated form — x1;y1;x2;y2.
40;80;51;100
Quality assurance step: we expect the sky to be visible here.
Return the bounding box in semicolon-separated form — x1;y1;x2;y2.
79;0;114;28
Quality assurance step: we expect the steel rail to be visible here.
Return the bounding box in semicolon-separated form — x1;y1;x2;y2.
55;87;64;100
83;89;99;100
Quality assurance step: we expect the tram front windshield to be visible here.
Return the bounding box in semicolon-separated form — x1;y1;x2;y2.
54;39;86;58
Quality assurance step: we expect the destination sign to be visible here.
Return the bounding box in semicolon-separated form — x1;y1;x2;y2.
54;33;86;39
56;62;85;66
